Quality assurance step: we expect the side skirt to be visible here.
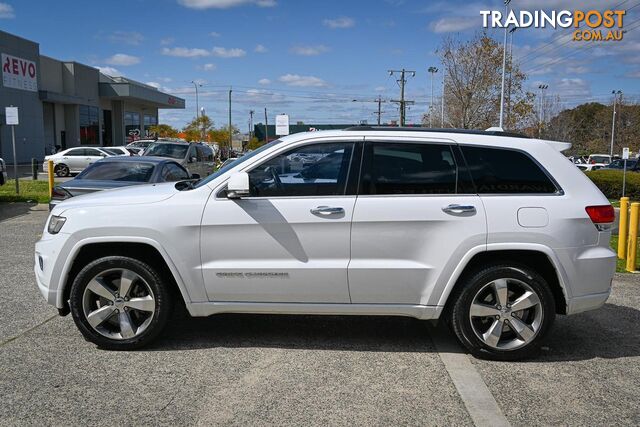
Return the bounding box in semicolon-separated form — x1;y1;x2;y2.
186;301;443;320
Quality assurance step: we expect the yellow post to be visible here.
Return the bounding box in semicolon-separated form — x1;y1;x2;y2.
47;160;54;197
618;197;629;259
626;202;640;272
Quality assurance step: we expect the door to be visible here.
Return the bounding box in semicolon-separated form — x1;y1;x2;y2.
83;148;106;170
348;139;487;305
200;140;359;303
60;148;85;171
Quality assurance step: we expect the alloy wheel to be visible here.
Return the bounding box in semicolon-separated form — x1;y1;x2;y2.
82;268;156;340
468;278;543;351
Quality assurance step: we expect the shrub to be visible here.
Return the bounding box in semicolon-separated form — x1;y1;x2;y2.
585;169;640;200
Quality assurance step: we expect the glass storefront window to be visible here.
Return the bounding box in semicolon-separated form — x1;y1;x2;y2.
144;114;157;138
80;105;99;145
125;111;141;142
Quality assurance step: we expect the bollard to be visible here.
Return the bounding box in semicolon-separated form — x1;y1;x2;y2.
626;202;640;272
47;160;54;197
31;158;38;180
618;197;629;259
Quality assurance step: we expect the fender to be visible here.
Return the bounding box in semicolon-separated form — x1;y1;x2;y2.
55;235;193;309
434;242;571;310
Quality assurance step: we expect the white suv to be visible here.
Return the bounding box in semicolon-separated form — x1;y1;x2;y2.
35;128;616;360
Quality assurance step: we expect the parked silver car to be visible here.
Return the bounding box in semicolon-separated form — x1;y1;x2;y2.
143;141;215;178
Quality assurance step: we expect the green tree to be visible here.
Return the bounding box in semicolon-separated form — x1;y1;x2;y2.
183;115;214;142
208;125;240;146
147;124;178;138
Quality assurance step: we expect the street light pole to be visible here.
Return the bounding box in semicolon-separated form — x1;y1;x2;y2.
506;26;517;127
538;84;548;138
228;87;233;152
610;90;622;157
428;66;438;128
191;81;201;121
498;0;511;130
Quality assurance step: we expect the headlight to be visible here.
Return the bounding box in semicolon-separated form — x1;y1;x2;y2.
48;215;66;234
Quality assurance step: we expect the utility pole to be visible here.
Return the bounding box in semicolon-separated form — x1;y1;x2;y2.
191;81;201;121
506;26;517;127
264;107;269;143
249;109;254;140
200;107;206;141
389;69;415;126
499;0;512;130
428;67;438;127
352;96;386;125
538;84;548;138
611;90;622;156
228;87;232;152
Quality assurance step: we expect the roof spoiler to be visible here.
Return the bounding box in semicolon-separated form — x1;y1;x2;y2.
542;139;572;152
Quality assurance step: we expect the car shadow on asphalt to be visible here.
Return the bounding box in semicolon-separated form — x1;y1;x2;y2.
148;303;639;360
534;303;640;362
0;202;38;222
151;313;444;353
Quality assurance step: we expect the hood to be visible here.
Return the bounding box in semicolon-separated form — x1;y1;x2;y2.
53;181;179;213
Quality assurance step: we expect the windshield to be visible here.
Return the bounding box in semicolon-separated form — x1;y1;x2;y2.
144;143;189;159
77;161;155;182
195;140;283;188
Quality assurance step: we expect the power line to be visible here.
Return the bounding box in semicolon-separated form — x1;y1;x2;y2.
388;69;416;126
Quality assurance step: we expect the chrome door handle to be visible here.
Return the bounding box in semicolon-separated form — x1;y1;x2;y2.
442;204;476;215
310;206;345;215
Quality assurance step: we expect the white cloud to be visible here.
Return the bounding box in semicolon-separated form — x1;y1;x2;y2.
209;31;221;37
254;44;268;53
96;66;121;76
108;31;144;46
278;74;327;87
162;47;210;57
178;0;276;9
211;46;246;58
430;17;478;33
323;17;355;29
146;81;161;89
289;45;329;56
202;63;216;71
556;78;591;97
374;86;386;92
105;53;141;66
158;77;173;83
160;37;174;46
0;3;14;19
258;78;271;85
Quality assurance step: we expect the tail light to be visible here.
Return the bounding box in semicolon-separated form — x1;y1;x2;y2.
585;205;615;230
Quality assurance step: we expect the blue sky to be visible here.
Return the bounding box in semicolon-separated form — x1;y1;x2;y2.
1;0;639;131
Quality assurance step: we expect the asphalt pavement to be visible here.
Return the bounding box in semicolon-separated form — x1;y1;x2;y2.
0;203;638;426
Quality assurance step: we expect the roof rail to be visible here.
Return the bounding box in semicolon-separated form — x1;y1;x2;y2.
342;126;530;139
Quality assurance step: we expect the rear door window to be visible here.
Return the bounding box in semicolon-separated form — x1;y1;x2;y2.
359;142;470;195
461;146;558;194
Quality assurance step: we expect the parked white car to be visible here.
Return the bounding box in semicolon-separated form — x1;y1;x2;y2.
43;147;114;177
35;128;615;360
0;157;6;185
587;154;612;165
102;146;133;157
576;164;604;172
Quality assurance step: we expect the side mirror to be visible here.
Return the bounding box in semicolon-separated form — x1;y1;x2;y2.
190;173;200;180
227;172;250;199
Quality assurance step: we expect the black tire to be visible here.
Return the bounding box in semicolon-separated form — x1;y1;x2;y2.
449;264;555;361
69;256;173;350
55;163;69;177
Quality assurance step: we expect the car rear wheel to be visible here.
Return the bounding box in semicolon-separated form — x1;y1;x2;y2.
449;264;555;361
69;256;173;350
54;164;69;177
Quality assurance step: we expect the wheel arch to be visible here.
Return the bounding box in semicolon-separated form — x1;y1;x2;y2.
438;245;569;315
58;238;191;313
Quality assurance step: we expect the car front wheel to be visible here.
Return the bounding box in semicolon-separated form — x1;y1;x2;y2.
449;264;555;361
69;256;173;350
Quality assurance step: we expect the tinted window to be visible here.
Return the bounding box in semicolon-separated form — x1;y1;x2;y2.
360;143;461;195
161;163;190;181
461;146;557;194
144;143;189;160
248;142;354;197
77;162;155;182
66;148;85;156
85;148;103;156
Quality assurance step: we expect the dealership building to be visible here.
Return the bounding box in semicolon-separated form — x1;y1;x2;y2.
0;30;185;164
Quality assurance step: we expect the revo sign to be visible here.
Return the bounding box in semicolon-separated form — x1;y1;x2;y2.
2;53;38;92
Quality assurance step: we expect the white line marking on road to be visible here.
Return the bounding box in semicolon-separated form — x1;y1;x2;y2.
428;323;511;427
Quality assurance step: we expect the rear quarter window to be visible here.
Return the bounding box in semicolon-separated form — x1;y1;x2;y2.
461;146;558;194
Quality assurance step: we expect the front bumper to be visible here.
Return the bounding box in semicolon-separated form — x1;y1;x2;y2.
35;231;72;309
